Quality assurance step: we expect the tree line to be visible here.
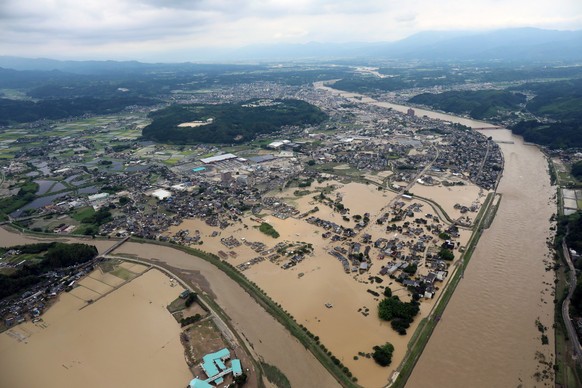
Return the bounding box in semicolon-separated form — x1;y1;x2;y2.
0;242;98;299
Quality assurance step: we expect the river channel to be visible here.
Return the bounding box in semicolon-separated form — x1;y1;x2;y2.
1;84;557;387
315;83;556;387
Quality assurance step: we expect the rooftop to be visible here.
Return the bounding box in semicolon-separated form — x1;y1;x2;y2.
200;153;238;164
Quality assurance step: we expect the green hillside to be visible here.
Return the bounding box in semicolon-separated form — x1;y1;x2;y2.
142;99;327;144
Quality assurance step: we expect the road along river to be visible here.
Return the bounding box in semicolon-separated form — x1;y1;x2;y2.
0;229;340;388
407;129;556;388
317;83;556;387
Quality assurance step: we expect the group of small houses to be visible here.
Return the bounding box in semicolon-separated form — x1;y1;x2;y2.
314;199;460;300
208;195;459;301
1;256;100;328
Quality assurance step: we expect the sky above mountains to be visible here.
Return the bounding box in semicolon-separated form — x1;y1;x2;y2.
2;0;581;61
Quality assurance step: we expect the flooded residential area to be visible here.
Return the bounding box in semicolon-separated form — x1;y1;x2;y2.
0;92;556;388
0;47;580;388
408;129;557;388
0;259;192;388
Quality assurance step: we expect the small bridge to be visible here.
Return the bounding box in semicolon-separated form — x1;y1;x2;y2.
101;236;129;256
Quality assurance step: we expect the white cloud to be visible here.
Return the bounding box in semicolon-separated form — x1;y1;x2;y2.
1;0;580;60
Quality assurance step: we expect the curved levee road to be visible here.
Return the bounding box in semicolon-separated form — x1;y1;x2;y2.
0;227;340;388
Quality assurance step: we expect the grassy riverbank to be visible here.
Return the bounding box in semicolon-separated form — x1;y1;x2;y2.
390;191;497;387
126;237;359;387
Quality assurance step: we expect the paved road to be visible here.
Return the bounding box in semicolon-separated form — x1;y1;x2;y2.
561;240;582;363
100;253;261;386
378;145;439;216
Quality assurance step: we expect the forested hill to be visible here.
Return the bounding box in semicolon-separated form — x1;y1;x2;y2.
408;79;582;148
142;99;327;144
0;97;158;126
510;79;582;148
409;90;526;120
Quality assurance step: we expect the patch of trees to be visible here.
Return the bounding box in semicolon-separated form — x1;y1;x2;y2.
403;263;418;275
111;144;132;152
0;242;98;299
510;79;582;148
565;212;582;255
0;180;39;219
0;97;157;126
180;313;202;327
141;99;327;144
572;161;582;181
378;295;420;335
258;222;280;238
81;208;112;226
511;120;582;149
184;292;198;307
564;212;582;315
439;248;455;261
234;372;248;385
409;90;526;120
439;232;451;240
372;342;395;366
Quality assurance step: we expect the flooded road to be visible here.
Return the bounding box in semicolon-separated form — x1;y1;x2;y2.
114;242;341;388
407;129;555;387
0;229;339;387
316;82;556;387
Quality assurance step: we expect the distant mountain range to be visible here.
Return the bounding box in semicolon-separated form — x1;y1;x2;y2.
1;28;581;69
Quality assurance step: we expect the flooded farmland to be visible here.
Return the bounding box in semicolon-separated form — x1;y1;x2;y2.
0;268;191;388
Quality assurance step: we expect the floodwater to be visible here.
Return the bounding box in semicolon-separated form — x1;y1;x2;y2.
407;129;556;387
0;228;338;387
166;180;475;387
316;82;556;387
113;241;342;388
10;192;71;218
0;269;191;388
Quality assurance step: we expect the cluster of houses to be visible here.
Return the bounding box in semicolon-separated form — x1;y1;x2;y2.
1;257;101;329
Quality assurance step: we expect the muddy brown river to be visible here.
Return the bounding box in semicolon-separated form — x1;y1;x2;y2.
316;83;556;387
0;85;557;387
407;129;556;388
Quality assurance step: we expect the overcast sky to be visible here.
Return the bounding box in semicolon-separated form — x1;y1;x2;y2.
1;0;581;61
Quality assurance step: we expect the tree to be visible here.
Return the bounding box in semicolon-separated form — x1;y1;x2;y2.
184;292;198;307
378;295;420;334
438;232;451;240
372;343;394;366
234;372;248;385
403;263;417;275
572;161;582;180
391;318;410;335
383;287;392;298
439;248;455;261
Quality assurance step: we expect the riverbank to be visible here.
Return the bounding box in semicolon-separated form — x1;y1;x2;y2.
0;266;191;388
163;176;480;387
407;130;556;387
317;82;556;387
